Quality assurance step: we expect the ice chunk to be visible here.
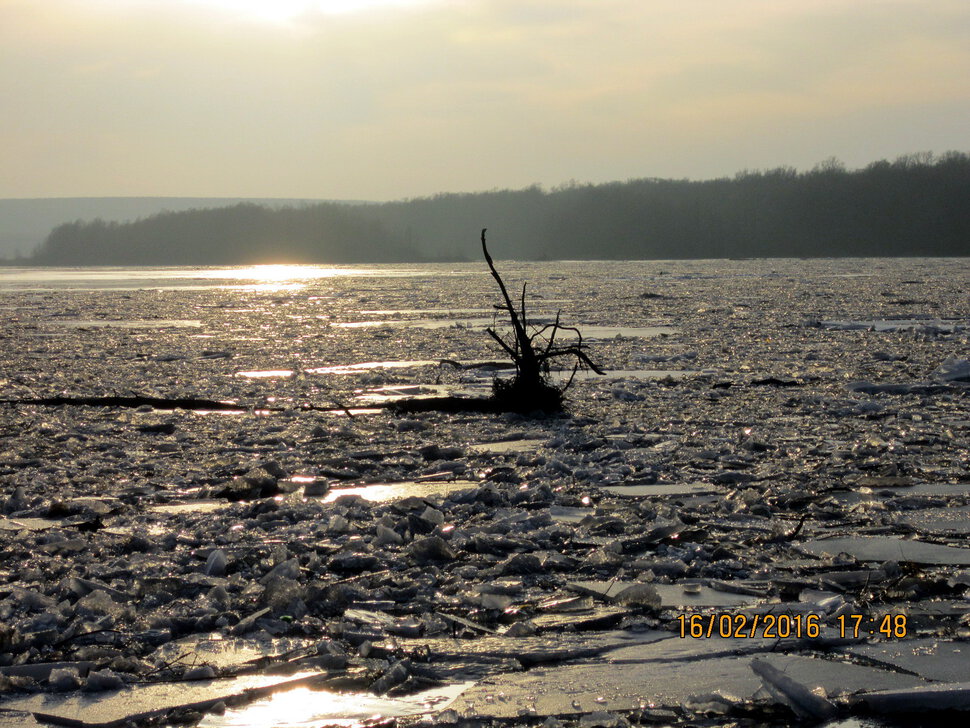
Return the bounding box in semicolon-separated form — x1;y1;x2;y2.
204;549;228;577
48;667;82;692
83;669;125;692
797;536;970;565
75;589;124;619
845;639;970;683
932;357;970;382
750;658;837;721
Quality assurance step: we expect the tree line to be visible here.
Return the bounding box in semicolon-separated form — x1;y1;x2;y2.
29;151;970;265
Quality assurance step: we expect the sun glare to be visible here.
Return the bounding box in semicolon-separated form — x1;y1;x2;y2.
181;0;431;23
233;264;339;281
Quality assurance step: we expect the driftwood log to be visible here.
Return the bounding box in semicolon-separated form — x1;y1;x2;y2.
0;394;504;415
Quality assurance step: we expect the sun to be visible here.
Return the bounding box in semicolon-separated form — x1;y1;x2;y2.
182;0;430;23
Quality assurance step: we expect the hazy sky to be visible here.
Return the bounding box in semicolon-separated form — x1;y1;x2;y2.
2;0;968;200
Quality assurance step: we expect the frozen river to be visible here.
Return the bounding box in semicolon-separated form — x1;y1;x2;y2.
1;258;969;727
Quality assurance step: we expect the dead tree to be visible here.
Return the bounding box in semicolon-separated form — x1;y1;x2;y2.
481;228;604;412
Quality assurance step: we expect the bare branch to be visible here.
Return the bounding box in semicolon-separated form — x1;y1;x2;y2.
480;228;604;412
536;345;606;375
485;327;518;360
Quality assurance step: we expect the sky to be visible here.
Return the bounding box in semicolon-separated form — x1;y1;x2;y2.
1;0;968;201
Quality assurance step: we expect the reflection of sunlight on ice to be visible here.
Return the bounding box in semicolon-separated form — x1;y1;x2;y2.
201;688;374;726
196;264;408;293
0;265;438;292
231;265;348;281
236;369;296;378
208;264;358;292
322;480;478;503
199;682;472;728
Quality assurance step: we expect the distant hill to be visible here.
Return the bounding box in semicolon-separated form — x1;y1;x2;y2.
0;197;328;260
16;152;970;264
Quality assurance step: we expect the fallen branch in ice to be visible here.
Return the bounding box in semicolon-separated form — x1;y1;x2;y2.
0;395;247;412
480;228;604;412
0;393;511;415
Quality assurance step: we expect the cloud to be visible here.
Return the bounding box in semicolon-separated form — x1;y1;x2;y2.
2;0;969;197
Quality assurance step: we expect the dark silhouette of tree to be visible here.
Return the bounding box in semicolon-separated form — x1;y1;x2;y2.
29;151;970;264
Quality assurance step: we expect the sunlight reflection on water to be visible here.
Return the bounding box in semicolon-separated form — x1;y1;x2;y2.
0;264;441;291
198;681;473;728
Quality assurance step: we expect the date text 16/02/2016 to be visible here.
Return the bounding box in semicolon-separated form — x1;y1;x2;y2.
675;613;909;640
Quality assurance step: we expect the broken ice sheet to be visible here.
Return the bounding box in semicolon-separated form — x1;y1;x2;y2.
932;358;970;383
0;661;96;682
797;536;970;566
0;711;45;727
897;482;970;497
530;606;630;632
321;480;478;503
354;383;486;404
820;319;967;332
751;658;836;721
197;681;472;727
568;581;761;609
828;482;970;509
0;517;60;532
546;368;693;383
49;319;202;329
468;438;548;454
895;506;970;535
306;359;440;374
844;639;970;683
236;369;295;379
858;682;970;714
333;316;497;330
549;505;595;523
149;636;311;673
447;655;923;719
0;672;320;726
567;324;679;339
150;500;232;515
601;483;720;498
387;630;670;670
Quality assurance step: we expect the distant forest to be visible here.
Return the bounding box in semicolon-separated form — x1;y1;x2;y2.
28;152;970;264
